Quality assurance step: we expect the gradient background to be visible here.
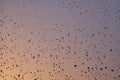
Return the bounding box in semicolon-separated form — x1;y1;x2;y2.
0;0;120;80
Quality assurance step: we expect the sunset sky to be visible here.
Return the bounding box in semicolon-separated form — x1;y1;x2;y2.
0;0;120;80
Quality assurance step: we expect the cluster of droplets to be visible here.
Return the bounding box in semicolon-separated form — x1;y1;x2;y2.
0;0;120;80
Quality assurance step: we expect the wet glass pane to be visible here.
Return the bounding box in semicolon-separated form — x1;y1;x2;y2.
0;0;120;80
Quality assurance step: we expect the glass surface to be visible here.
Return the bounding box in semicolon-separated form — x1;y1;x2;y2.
0;0;120;80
